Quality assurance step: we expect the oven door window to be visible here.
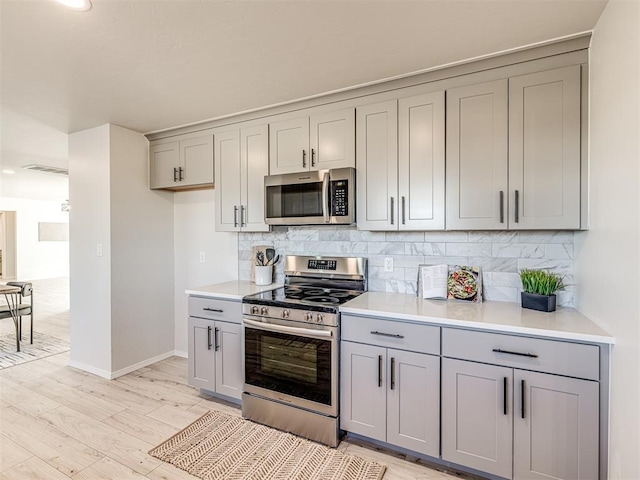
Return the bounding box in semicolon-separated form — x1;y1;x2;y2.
265;182;323;218
245;327;332;405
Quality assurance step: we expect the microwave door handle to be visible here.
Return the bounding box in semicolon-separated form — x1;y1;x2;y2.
322;171;330;223
243;318;333;338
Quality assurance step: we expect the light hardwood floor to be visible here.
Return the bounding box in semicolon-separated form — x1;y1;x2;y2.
0;278;470;480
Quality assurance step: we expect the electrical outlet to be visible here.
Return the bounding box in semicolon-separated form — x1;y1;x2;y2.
96;243;103;257
199;252;206;263
384;257;393;272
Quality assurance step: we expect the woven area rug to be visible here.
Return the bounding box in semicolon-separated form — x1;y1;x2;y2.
0;332;69;369
149;411;386;480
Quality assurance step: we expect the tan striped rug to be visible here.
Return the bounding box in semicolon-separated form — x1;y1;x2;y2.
149;411;386;480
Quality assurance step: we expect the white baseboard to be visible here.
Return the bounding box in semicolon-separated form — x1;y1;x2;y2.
67;359;112;379
68;350;176;380
173;349;188;358
110;350;176;379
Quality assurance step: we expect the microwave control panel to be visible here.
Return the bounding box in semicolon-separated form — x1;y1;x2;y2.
331;180;348;216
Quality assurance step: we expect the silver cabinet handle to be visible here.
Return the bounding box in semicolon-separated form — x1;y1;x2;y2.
503;377;508;415
521;379;526;419
378;355;383;387
370;330;404;339
178;167;184;181
311;148;316;167
240;205;246;227
499;191;505;224
302;149;307;168
514;190;520;223
390;197;395;225
233;206;238;227
401;196;406;225
492;348;538;358
207;326;212;350
204;307;224;313
214;327;220;351
173;167;178;182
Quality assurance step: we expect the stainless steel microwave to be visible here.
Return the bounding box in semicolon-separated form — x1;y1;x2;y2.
264;167;355;226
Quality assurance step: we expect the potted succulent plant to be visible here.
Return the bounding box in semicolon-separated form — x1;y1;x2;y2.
519;269;565;312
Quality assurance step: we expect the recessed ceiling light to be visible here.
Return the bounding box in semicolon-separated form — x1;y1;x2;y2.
2;169;15;174
54;0;92;11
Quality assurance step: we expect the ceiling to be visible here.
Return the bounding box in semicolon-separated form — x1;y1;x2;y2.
0;0;607;200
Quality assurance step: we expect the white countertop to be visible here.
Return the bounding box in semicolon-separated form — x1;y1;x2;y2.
340;292;615;345
185;280;282;301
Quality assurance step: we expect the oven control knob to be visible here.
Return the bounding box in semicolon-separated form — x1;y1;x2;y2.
282;309;290;319
316;313;324;323
305;312;314;322
251;306;259;315
260;306;268;315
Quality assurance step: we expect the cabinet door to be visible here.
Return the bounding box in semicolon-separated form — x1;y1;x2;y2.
214;129;241;232
187;317;215;390
180;134;214;186
509;66;581;229
446;80;508;230
356;100;398;231
150;141;179;189
340;341;387;441
214;321;242;400
240;124;270;232
398;92;445;230
442;358;513;479
387;349;440;457
309;108;355;170
269;117;309;174
514;370;598;480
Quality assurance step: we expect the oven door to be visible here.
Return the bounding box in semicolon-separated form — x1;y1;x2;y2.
243;316;338;417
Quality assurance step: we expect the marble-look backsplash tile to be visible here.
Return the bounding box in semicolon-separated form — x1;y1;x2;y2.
238;227;575;306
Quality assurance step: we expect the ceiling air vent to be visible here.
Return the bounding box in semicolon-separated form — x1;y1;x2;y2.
22;164;69;176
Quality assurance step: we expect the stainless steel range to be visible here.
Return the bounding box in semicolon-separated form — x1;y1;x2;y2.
242;255;367;447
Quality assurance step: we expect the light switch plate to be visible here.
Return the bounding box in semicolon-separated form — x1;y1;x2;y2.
384;257;393;272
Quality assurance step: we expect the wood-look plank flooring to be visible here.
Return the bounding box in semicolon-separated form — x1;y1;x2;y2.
0;277;470;480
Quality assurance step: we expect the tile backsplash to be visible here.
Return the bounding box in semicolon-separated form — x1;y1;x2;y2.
238;227;574;307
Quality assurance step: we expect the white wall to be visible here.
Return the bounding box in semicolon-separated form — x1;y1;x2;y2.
574;1;640;478
0;198;69;280
109;125;175;372
174;189;238;356
68;124;112;375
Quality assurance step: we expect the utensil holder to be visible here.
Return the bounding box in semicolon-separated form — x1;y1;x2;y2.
254;265;273;286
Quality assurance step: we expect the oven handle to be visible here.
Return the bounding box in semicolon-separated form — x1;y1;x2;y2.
243;318;333;338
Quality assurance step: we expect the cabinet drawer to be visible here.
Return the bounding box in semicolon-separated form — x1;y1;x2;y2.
442;328;599;381
188;296;241;324
341;315;440;355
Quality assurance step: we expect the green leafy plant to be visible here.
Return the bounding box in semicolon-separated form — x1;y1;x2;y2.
519;269;565;296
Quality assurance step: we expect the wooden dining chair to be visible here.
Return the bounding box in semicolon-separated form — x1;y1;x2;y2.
0;281;34;344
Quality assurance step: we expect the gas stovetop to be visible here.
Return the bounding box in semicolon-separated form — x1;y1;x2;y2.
243;284;364;312
242;255;368;326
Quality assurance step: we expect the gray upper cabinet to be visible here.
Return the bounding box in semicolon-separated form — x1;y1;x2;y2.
398;92;446;230
214;124;269;232
357;93;445;231
356;100;398;231
446;80;509;230
446;65;582;230
150;131;214;190
269;108;355;175
508;65;581;229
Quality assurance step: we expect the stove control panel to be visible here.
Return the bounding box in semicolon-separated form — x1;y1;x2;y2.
242;304;338;327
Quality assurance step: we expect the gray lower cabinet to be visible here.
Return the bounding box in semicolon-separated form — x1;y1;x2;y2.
187;297;242;400
340;315;440;457
442;328;600;480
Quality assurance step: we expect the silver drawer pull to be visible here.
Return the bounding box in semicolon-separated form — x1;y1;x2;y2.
204;308;224;313
492;348;538;358
370;331;404;339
